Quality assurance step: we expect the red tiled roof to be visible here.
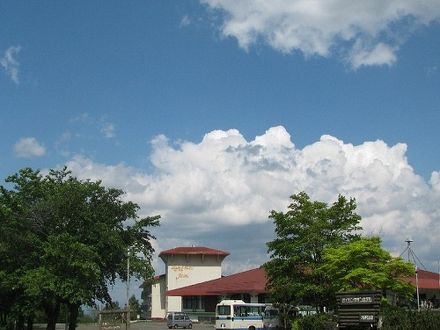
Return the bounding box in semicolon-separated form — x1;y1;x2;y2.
410;269;440;290
166;267;267;296
159;246;230;257
165;267;440;296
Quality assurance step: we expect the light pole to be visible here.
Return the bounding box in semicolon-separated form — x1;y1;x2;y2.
126;248;130;328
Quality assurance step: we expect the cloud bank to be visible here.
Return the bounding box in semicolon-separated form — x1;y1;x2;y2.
65;126;440;273
200;0;440;68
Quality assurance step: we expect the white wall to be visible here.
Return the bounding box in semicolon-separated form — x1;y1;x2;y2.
150;276;166;319
167;296;182;313
165;254;223;290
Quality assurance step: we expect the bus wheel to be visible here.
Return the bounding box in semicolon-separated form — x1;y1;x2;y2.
249;327;256;330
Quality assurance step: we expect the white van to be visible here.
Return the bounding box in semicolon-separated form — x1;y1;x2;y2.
167;312;193;329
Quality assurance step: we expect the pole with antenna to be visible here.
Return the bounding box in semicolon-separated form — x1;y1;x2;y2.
400;239;421;311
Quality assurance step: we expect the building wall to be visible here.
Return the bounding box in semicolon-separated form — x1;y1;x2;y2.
165;254;223;290
150;276;166;319
167;296;183;313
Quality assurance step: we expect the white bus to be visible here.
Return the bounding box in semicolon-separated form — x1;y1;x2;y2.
215;300;266;330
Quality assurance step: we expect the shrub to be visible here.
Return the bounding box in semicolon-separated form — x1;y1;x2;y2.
293;314;336;330
382;306;440;330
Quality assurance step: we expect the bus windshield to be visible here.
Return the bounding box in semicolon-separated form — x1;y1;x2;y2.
217;305;231;316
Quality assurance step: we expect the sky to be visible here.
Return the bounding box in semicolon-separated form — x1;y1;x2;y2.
1;0;440;305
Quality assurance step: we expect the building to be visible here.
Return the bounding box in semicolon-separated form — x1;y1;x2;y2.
142;246;440;320
144;246;230;319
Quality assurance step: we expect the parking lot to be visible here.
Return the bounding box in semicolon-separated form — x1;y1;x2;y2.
127;321;214;330
55;320;215;330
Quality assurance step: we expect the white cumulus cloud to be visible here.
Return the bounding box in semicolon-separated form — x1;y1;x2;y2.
64;126;440;272
200;0;440;68
350;42;397;69
14;137;46;158
1;46;21;84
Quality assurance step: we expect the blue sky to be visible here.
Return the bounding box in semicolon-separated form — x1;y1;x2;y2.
2;1;440;305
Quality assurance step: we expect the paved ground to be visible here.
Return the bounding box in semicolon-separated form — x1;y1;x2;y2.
39;321;215;330
117;321;214;330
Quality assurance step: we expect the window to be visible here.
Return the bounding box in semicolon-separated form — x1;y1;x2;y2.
233;305;264;317
183;296;202;311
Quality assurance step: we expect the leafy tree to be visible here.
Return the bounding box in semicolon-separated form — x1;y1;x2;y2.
0;169;45;330
0;167;159;330
318;236;415;301
103;301;120;310
128;295;141;320
264;192;362;311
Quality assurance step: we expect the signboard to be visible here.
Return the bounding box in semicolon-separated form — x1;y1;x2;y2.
336;291;381;329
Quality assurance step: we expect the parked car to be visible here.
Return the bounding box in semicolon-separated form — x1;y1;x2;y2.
167;312;193;329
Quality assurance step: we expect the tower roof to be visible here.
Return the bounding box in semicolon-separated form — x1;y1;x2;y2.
159;246;229;258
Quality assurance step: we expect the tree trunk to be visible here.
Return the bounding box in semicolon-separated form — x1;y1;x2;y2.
26;316;33;330
16;314;25;330
44;299;60;330
67;303;80;330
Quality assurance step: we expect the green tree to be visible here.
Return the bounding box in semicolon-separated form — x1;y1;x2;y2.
128;295;141;320
0;169;46;330
264;192;362;311
0;167;159;330
318;236;415;301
